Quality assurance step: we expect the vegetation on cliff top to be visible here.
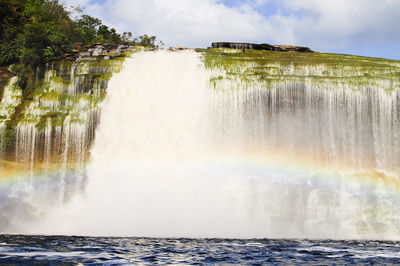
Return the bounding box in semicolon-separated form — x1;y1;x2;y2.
0;0;158;89
198;48;400;92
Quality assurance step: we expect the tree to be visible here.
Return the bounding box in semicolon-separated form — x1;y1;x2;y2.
122;32;133;42
0;0;26;65
0;0;161;91
136;34;157;47
76;15;101;44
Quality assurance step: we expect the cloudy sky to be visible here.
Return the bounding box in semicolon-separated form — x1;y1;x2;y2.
63;0;400;59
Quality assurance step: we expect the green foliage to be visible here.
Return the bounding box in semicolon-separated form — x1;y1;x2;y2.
74;14;101;44
70;14;124;45
2;126;16;151
95;25;122;44
200;48;400;92
9;64;28;88
0;0;26;65
122;32;133;42
135;34;157;47
1;0;73;68
0;0;159;93
0;40;23;65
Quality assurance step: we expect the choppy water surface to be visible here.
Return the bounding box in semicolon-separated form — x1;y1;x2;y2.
0;235;400;265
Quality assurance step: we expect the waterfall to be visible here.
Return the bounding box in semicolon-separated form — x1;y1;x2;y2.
211;82;400;172
27;50;400;240
0;45;131;231
0;77;22;158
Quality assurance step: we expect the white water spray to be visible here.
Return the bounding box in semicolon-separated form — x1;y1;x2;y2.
29;50;400;239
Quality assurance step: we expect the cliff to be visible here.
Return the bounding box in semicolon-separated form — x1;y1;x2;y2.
0;43;140;177
211;42;313;52
0;67;13;102
197;47;400;174
198;48;400;91
2;46;400;178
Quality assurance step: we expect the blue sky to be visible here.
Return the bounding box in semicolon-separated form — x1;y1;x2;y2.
65;0;400;60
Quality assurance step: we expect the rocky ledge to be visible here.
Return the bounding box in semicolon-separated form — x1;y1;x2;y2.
211;42;313;52
0;67;13;98
58;42;134;61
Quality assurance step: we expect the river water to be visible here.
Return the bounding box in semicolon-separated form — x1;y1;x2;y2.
0;235;400;265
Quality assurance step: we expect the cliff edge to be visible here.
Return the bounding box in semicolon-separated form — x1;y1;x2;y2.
211;42;313;52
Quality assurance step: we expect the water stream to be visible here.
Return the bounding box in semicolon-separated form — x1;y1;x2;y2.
21;50;400;240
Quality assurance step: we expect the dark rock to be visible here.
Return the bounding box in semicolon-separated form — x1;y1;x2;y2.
273;45;313;52
212;42;282;51
211;42;313;52
0;67;13;101
58;42;134;62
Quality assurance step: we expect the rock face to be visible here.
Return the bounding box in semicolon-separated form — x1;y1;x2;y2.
0;43;136;164
0;67;13;101
211;42;281;51
272;45;313;52
211;42;313;52
0;43;133;97
58;42;133;61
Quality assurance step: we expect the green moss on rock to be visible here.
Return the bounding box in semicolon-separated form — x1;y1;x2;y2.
198;48;400;92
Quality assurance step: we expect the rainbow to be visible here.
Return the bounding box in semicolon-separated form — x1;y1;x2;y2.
2;147;400;197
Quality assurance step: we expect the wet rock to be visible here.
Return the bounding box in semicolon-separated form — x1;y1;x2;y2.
0;67;13;101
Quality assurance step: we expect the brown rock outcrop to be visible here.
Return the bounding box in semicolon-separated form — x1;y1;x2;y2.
273;45;313;52
0;67;13;101
211;42;281;51
58;42;134;61
211;42;313;52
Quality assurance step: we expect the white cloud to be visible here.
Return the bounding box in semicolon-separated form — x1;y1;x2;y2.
278;0;400;48
62;0;90;9
63;0;400;58
63;0;295;48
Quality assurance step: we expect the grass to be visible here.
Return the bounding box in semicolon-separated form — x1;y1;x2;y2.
198;48;400;92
